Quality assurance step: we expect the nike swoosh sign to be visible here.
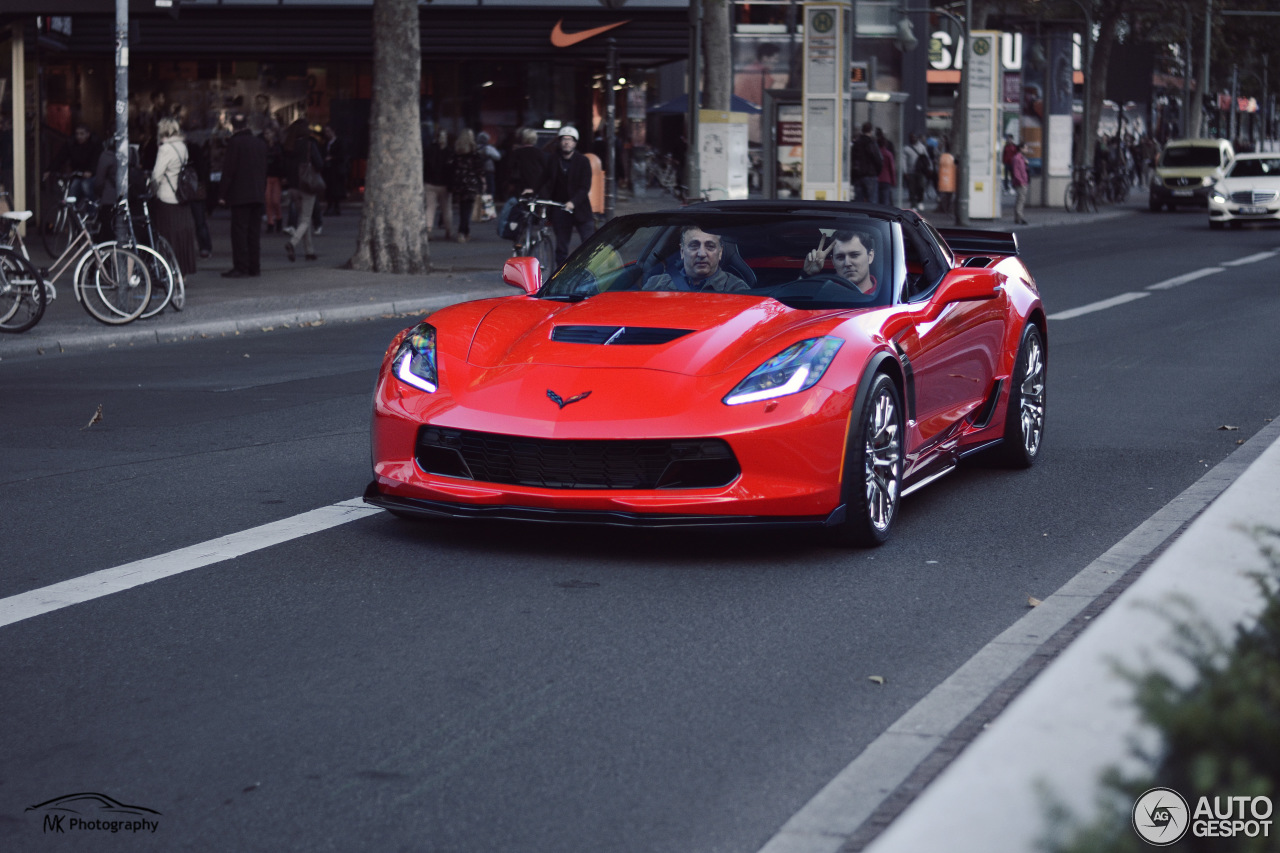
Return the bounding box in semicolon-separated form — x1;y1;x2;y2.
550;19;630;48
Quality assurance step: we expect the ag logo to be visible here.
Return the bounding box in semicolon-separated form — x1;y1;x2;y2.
1132;787;1190;846
972;36;991;56
811;11;834;33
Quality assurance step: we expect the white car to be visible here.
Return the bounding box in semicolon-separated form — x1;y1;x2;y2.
1208;153;1280;229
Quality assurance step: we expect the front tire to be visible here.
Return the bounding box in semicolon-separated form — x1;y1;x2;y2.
993;323;1046;468
830;373;903;547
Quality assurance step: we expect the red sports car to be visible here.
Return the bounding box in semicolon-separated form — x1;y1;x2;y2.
365;202;1046;545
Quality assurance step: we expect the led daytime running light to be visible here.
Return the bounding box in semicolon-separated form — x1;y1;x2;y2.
723;337;843;406
393;323;438;393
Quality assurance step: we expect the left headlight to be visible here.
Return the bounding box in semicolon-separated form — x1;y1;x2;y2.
393;322;438;393
1210;186;1227;203
723;336;843;406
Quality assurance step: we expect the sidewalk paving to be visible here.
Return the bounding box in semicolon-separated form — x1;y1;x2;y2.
0;190;1133;362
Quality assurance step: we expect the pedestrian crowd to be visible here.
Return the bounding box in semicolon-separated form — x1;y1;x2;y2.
41;102;351;281
421;123;599;264
849;121;959;214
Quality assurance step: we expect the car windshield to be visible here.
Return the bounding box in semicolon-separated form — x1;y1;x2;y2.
1161;146;1223;168
538;212;896;311
1228;157;1280;178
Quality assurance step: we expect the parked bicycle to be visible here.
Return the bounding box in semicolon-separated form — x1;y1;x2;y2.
40;174;99;259
1;197;153;326
107;190;185;317
509;196;564;276
0;213;46;333
1064;165;1099;213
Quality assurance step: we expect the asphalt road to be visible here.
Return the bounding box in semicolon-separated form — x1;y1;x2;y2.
2;204;1278;852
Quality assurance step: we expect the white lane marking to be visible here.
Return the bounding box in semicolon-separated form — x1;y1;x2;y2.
1222;250;1277;267
1053;250;1274;319
1146;266;1224;290
0;498;382;630
1047;292;1149;321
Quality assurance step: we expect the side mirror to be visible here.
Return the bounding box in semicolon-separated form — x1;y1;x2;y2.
933;268;1004;307
502;257;542;295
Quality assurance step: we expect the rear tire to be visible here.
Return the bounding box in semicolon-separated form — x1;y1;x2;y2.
0;248;47;333
158;235;185;311
829;373;903;547
76;246;152;325
992;323;1046;468
533;233;556;281
1064;183;1079;213
41;205;72;258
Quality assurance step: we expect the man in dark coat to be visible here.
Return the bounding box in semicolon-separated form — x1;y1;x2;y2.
850;122;882;204
219;113;268;277
539;126;594;268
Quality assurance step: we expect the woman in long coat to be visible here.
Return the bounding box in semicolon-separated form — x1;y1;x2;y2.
449;129;485;243
150;116;199;274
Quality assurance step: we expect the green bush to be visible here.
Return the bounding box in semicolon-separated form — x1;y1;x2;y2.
1044;526;1280;853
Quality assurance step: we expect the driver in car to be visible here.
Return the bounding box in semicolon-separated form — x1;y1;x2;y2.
642;226;750;293
802;229;877;294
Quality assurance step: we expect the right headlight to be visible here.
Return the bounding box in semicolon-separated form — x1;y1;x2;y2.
1209;186;1227;204
392;322;438;393
723;337;843;406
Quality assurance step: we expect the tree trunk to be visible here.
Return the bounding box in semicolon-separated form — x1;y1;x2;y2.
703;0;733;111
1084;2;1125;170
349;0;427;273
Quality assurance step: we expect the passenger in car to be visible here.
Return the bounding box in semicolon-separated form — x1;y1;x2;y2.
802;229;877;294
642;226;751;293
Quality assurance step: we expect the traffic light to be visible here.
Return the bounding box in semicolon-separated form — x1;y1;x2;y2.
895;18;918;52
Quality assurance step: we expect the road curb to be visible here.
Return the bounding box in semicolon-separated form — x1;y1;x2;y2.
0;289;508;360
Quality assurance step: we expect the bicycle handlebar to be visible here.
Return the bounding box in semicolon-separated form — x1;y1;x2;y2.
516;197;566;210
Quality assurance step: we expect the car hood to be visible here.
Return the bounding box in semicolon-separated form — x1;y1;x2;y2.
1218;175;1280;191
1156;165;1223;179
464;291;843;377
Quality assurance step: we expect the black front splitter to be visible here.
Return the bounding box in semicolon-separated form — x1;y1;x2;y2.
363;482;844;530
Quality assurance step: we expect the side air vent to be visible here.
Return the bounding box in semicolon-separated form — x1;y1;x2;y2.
962;256;995;268
551;325;694;345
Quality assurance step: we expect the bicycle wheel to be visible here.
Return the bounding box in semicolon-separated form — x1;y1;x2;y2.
76;245;152;325
1064;182;1079;213
131;244;176;319
532;232;556;279
41;205;72;258
157;235;185;311
1085;185;1100;213
0;248;47;333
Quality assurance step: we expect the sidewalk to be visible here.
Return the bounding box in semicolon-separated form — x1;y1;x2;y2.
0;191;1134;362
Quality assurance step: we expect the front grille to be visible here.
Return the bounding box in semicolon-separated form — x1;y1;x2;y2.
551;325;693;345
1165;177;1199;188
415;427;740;490
1230;190;1278;204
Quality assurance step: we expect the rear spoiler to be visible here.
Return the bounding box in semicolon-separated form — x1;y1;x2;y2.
937;228;1020;258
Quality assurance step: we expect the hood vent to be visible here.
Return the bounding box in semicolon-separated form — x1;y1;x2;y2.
551;325;694;345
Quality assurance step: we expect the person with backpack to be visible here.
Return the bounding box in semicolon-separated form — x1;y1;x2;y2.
904;133;931;209
850;122;882;203
151;116;199;275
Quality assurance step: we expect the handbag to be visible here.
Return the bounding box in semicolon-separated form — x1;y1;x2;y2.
166;145;204;203
299;160;326;195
